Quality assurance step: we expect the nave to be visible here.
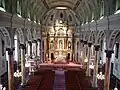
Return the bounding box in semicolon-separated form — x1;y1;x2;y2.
22;63;100;90
11;60;120;90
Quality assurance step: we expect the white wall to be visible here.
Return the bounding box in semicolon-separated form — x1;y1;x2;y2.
0;33;7;76
100;37;107;64
113;39;120;80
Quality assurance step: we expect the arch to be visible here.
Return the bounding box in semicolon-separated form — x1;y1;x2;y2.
32;29;37;40
88;31;96;43
79;31;83;39
88;31;93;41
108;30;120;50
83;30;89;41
15;28;24;44
115;31;120;42
36;29;41;39
26;29;32;41
95;30;106;45
0;27;11;48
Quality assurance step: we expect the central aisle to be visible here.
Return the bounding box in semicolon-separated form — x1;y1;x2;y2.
53;70;66;90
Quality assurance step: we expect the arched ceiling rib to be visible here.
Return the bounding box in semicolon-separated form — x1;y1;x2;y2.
46;0;78;9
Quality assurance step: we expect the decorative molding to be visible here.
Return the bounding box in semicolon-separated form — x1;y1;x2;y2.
0;11;11;27
73;0;81;10
12;15;24;28
81;13;120;31
42;0;49;9
0;11;41;30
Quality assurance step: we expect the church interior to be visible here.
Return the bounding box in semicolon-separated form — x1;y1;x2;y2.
0;0;120;90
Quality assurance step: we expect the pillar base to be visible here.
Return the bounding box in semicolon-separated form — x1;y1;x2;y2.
92;80;98;88
21;82;27;87
92;83;98;88
92;87;98;90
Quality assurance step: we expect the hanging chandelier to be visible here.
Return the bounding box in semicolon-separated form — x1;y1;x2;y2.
114;78;118;90
114;87;118;90
14;70;22;78
0;84;6;90
96;72;105;80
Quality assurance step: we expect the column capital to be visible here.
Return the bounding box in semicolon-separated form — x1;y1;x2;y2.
37;39;41;42
32;40;37;43
83;40;87;45
28;41;32;46
6;48;15;55
105;50;114;58
88;42;92;47
94;45;100;51
80;39;83;43
20;44;26;49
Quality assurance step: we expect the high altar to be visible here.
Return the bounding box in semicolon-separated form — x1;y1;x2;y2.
46;20;72;63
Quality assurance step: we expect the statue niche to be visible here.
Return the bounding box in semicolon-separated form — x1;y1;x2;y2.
50;40;54;49
59;40;63;49
68;41;71;50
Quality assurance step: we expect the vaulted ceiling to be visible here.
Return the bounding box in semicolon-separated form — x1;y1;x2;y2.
45;0;78;9
28;0;99;23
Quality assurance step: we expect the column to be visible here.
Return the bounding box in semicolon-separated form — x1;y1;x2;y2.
28;41;32;59
6;48;14;90
80;39;84;64
93;45;100;87
32;40;37;58
83;40;87;66
42;40;44;62
20;44;26;86
86;42;92;76
72;34;74;61
104;50;113;90
47;33;49;58
37;39;41;57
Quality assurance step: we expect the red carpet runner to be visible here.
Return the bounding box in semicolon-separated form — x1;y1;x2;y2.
53;70;66;90
23;70;54;90
65;70;93;90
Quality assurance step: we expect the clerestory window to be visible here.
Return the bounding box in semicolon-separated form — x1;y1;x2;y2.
17;0;21;15
100;0;104;17
115;0;120;14
0;0;5;11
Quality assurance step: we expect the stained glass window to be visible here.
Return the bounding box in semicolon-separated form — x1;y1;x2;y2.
17;0;21;15
0;0;5;11
100;0;104;16
116;0;120;10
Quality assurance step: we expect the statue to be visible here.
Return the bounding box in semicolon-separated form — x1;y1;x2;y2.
68;41;71;49
59;40;63;49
